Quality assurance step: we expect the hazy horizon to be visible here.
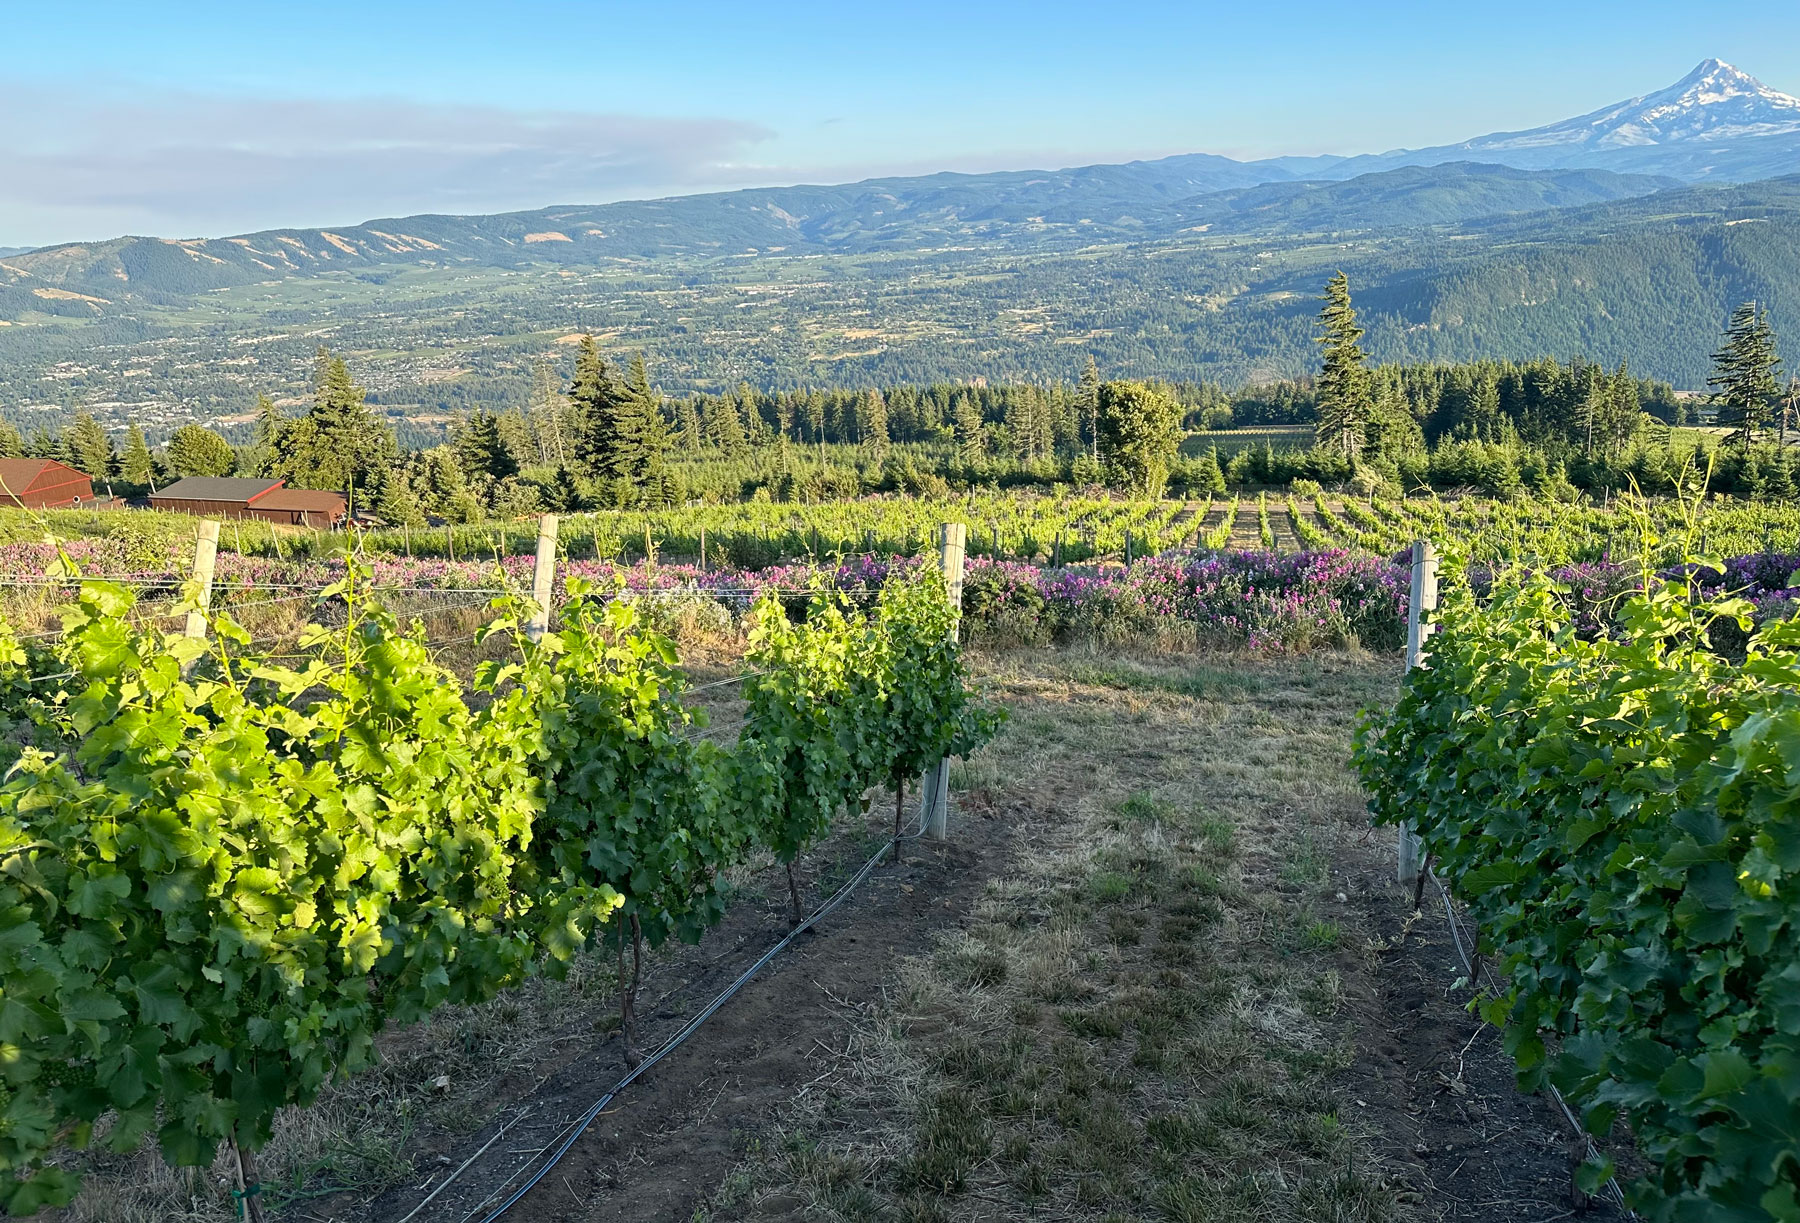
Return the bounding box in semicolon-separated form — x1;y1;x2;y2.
3;0;1797;248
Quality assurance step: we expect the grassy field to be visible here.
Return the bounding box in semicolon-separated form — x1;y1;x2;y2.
1181;425;1313;457
706;652;1400;1223
698;651;1620;1223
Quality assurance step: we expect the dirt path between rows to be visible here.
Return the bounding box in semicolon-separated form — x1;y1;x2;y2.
689;652;1624;1223
354;806;1017;1223
371;652;1623;1223
1329;833;1630;1222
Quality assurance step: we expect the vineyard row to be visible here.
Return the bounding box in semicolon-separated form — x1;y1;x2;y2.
0;520;999;1216
1358;547;1800;1222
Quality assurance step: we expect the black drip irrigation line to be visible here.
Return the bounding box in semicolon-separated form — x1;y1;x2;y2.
1426;869;1633;1216
448;802;937;1223
681;668;770;696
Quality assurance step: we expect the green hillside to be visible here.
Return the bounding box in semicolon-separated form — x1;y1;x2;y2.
0;169;1797;432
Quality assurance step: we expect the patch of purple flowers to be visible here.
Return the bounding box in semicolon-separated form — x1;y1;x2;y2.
9;538;1794;653
961;549;1410;652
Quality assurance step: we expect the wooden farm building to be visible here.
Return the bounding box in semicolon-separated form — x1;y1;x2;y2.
250;488;353;529
149;478;348;529
0;459;96;509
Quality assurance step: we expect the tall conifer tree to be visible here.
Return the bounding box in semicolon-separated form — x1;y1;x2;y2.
1314;272;1372;460
528;360;568;468
862;388;890;458
568;335;625;480
954;394;986;463
706;391;747;454
245;394;287;476
454;410;516;481
120;425;156;491
62;413;116;482
605;353;658;490
1077;356;1101;459
1709;302;1783;449
271;350;395;495
674;397;702;452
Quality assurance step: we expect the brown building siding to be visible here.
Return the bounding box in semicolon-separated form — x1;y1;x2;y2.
148;479;347;529
246;490;348;529
0;460;96;509
147;498;274;520
243;506;342;529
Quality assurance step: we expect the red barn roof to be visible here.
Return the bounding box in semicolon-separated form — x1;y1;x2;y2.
255;488;347;514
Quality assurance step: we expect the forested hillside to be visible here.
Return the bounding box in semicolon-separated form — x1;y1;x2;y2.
2;175;1799;436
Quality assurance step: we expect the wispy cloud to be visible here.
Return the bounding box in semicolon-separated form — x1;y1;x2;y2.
0;86;775;246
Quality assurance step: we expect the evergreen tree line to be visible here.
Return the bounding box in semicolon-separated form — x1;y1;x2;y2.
17;282;1800;519
1303;274;1800;499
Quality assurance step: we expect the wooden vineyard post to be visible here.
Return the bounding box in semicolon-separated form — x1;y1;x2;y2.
698;526;707;572
229;1128;265;1223
1398;539;1439;887
925;522;967;841
528;514;559;643
1124;529;1133;566
184;520;220;643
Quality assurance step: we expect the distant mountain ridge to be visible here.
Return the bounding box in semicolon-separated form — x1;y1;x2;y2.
4;59;1796;310
1166;163;1679;234
2;58;1799;422
0;162;1687;310
1309;59;1800;182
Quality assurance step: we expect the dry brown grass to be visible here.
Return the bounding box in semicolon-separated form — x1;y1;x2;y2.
706;649;1407;1223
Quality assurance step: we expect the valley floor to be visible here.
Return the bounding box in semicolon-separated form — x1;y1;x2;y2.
49;649;1619;1223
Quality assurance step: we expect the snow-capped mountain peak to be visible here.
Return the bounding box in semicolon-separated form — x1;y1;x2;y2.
1469;59;1800;151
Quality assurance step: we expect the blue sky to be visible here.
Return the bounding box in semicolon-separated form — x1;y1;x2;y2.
3;1;1796;246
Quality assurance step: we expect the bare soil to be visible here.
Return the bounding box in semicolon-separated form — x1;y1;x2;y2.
1330;832;1629;1221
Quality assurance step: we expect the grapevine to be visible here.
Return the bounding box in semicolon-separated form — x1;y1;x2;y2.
0;568;616;1213
0;554;997;1213
1356;558;1800;1220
